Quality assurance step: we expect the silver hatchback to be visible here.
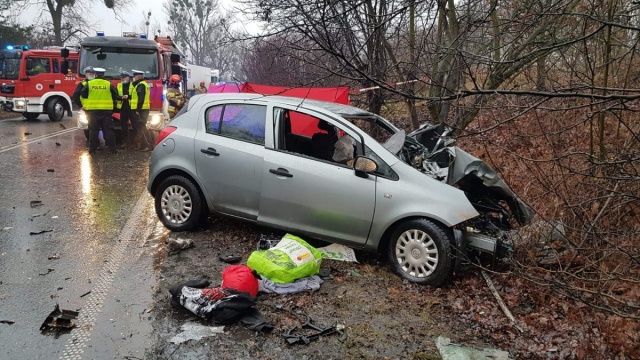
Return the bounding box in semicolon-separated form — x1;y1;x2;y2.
148;93;532;286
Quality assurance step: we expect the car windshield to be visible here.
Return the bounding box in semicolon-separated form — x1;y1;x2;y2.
0;58;20;80
79;46;158;80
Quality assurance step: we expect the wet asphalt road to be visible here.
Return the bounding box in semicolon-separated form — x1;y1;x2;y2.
0;113;160;359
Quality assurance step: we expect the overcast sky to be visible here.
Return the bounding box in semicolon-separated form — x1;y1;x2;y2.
18;0;256;40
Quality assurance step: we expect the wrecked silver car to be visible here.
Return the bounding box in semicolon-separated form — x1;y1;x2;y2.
148;94;532;287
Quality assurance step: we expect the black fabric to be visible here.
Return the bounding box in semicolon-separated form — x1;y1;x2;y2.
168;282;256;324
311;121;338;161
87;110;115;152
71;81;85;108
129;109;153;148
239;308;273;332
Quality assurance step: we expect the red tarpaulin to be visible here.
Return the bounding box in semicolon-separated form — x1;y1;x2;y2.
207;82;351;137
208;82;350;105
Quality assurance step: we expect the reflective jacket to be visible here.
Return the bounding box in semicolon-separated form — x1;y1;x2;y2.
116;82;132;110
131;80;150;110
83;79;114;111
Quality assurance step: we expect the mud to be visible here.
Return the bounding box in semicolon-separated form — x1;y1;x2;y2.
144;217;467;359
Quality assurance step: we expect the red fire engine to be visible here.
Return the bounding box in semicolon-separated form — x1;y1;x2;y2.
0;45;79;121
74;32;174;135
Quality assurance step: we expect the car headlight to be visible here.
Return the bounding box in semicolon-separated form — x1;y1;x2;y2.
149;114;163;127
78;112;88;126
15;100;25;107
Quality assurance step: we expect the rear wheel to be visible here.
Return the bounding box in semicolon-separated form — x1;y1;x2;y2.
46;98;65;122
387;218;454;287
24;113;39;121
155;175;206;231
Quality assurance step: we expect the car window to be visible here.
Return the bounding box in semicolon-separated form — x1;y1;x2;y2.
26;58;51;76
205;104;266;145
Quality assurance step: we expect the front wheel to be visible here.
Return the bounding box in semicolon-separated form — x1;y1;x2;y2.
154;175;206;231
46;98;65;121
387;219;454;287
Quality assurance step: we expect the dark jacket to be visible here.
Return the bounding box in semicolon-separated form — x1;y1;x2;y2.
120;82;131;111
71;80;87;108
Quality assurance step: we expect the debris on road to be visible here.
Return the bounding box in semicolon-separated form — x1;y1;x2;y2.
436;336;512;360
80;291;91;298
0;320;15;325
24;132;32;135
47;254;60;260
30;229;53;235
278;307;345;345
169;322;224;344
40;304;78;331
30;200;43;208
247;233;323;284
218;254;241;264
481;271;523;333
256;234;280;250
47;169;54;172
317;243;358;262
166;238;194;254
258;275;323;294
1;226;13;231
39;268;55;276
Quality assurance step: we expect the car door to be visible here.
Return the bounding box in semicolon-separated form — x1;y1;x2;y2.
194;102;267;220
258;107;376;245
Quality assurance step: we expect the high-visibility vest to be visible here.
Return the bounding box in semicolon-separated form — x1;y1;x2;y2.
83;78;113;111
116;82;131;109
131;80;150;110
79;80;88;108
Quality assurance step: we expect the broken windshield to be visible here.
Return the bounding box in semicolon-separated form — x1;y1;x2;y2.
0;58;20;80
79;46;158;80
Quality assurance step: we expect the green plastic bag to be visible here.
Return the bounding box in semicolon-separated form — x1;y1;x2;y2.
247;234;323;284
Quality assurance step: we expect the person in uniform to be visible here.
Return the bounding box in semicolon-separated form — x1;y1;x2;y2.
129;69;153;151
197;80;208;94
72;66;95;108
117;71;132;149
81;67;119;154
167;74;186;119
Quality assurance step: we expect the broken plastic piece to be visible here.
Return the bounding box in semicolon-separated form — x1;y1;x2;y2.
0;320;15;325
30;200;43;208
169;323;224;344
218;254;242;264
30;229;53;235
40;304;78;331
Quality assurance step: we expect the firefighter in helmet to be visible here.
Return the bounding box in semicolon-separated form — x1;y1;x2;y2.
167;74;186;119
197;80;207;94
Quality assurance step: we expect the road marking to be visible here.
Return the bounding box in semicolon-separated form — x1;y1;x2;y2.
0;127;79;154
60;190;153;360
0;117;23;122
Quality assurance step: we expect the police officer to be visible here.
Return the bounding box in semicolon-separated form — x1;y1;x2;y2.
117;71;132;149
72;66;95;108
130;69;153;151
81;67;119;154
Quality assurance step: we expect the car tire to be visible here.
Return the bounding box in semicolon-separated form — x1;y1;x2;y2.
24;113;39;121
155;175;205;232
387;218;454;287
46;98;65;122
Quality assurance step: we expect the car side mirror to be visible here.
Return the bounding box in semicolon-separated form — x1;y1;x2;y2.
60;48;70;58
353;156;377;178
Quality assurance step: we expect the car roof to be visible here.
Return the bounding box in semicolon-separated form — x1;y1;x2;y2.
197;93;375;118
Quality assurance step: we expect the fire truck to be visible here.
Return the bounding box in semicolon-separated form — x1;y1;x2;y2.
0;45;79;121
73;32;174;138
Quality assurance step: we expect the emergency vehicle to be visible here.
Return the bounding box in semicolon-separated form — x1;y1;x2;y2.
74;32;173;136
0;45;79;121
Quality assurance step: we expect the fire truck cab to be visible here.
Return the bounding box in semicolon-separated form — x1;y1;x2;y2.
0;45;79;121
74;33;171;135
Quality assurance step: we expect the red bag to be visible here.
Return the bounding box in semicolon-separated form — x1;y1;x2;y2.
222;265;259;297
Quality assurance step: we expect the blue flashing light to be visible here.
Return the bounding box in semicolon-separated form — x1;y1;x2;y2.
97;31;105;36
22;45;29;50
140;34;147;39
6;45;14;50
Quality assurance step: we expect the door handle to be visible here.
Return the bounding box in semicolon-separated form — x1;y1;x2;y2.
200;147;220;156
269;168;293;178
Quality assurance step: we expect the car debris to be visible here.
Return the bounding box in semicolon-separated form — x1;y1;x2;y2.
39;268;55;276
317;244;358;262
47;169;54;173
47;254;60;260
0;320;15;325
276;306;345;345
80;291;91;298
1;227;13;231
436;336;512;360
218;254;241;264
39;304;78;331
29;200;43;208
169;322;225;344
30;229;53;235
165;238;194;254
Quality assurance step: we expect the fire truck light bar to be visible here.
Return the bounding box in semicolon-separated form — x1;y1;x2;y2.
97;31;105;36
